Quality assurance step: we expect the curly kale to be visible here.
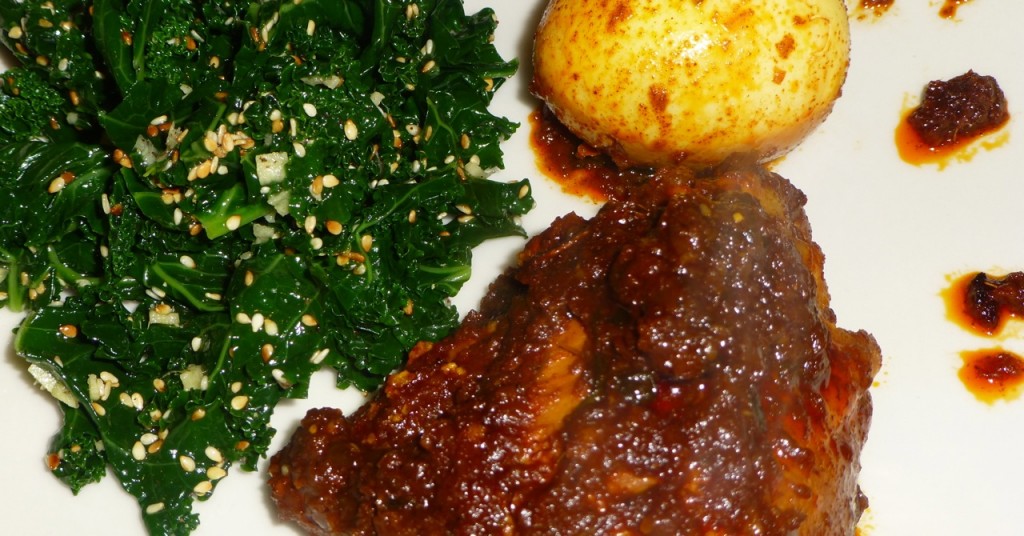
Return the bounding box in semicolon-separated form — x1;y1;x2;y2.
0;1;531;534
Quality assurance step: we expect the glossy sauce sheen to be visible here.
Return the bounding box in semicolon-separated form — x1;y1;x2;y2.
896;71;1009;167
267;162;881;535
528;106;649;202
944;273;1024;402
959;350;1024;403
940;0;973;19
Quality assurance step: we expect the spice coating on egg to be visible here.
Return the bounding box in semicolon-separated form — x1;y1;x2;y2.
532;0;851;167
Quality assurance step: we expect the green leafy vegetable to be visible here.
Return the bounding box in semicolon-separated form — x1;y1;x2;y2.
0;1;531;534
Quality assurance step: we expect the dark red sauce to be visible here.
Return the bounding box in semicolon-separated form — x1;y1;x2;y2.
959;350;1024;403
529;106;651;202
896;71;1009;167
945;273;1024;402
946;272;1024;336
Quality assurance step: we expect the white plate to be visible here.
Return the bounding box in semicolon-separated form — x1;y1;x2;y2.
2;1;1022;534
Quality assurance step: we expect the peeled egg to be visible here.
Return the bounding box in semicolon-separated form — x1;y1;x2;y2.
532;0;851;167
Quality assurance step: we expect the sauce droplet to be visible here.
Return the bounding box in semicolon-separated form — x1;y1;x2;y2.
959;349;1024;403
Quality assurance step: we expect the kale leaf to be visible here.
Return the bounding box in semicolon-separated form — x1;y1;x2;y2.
0;1;531;533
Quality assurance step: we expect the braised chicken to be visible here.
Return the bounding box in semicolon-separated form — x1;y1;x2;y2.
267;160;881;535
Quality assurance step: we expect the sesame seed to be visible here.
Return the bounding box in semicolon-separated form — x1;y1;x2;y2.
59;324;78;338
421;60;436;73
304;215;316;234
180;455;196;472
131;392;144;410
191;408;206;421
443;155;456;165
118;392;133;407
310;237;323;250
100;371;120;386
230;395;249;410
8;26;22;39
264;318;279;336
150;115;168;126
261;344;274;362
179;255;196;269
146;503;166;515
205;446;223;463
272;368;292;388
344;119;358;140
310;176;323;199
518;184;530;199
225;214;242;231
173;208;183;225
361;234;373;251
455;204;473;215
48;177;65;193
193;480;213;496
293;141;306;157
153;378;166;392
322;174;339;187
230;381;243;393
310;348;329;364
306;19;315;36
408;210;417;223
91;402;106;416
406;3;420;19
302;103;317;117
250;312;265;332
132;441;146;461
325;220;343;235
301;314;318;327
191;336;203;352
196;159;212;179
140;433;159;446
207;466;227;480
269;109;282;121
235;312;251;324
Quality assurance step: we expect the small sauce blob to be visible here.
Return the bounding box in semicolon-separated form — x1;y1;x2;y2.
896;71;1010;168
944;272;1024;335
856;0;894;19
529;106;650;201
939;0;972;19
959;349;1024;403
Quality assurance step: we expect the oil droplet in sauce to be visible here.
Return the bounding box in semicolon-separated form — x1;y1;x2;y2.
959;349;1024;404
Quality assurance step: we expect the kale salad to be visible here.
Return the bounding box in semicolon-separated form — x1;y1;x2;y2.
0;0;531;533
